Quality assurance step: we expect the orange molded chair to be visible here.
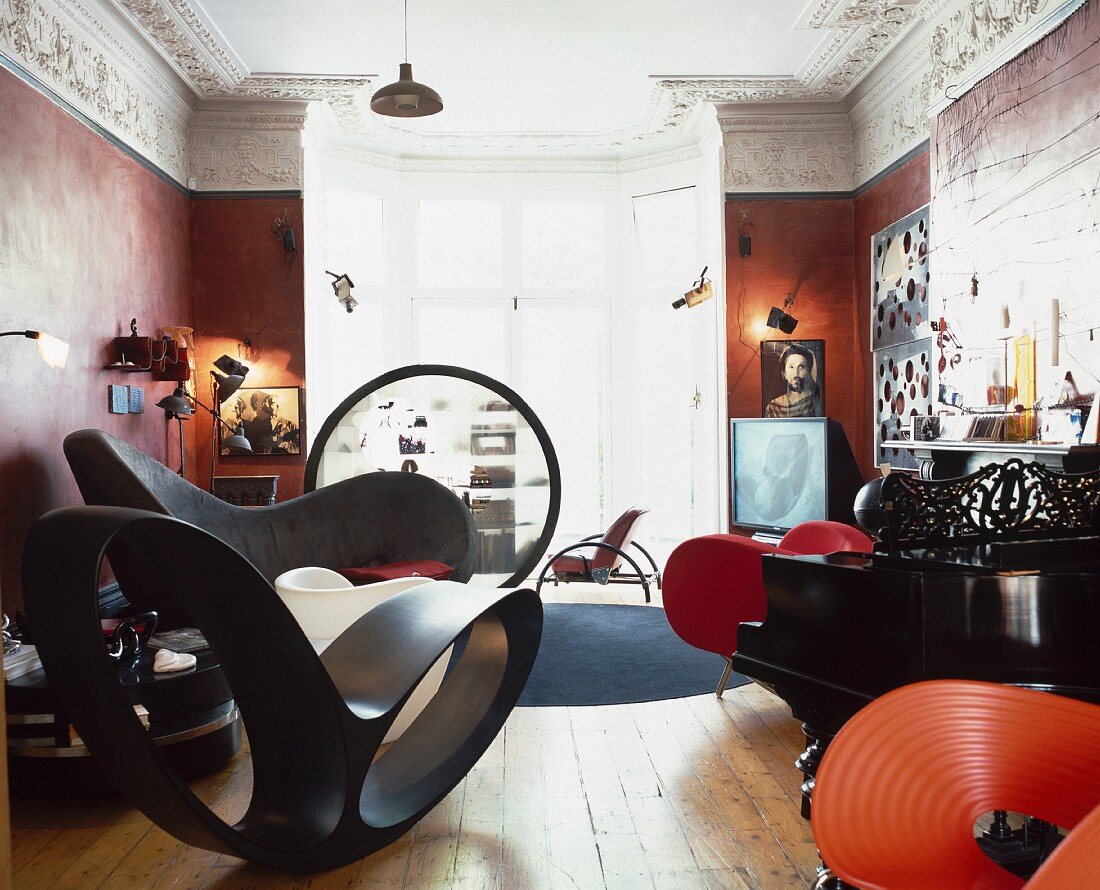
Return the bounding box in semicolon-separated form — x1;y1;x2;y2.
662;521;872;695
534;506;660;602
812;680;1100;889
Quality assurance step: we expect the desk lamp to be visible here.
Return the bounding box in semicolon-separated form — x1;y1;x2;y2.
156;354;251;487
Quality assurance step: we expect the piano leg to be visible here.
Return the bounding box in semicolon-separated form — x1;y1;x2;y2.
796;723;830;820
795;724;859;890
811;867;856;889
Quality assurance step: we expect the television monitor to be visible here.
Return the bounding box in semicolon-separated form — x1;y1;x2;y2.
730;417;861;532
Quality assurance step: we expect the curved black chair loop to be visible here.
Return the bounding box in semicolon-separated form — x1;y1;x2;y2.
303;365;562;589
534;541;652;602
21;506;542;872
577;534;662;586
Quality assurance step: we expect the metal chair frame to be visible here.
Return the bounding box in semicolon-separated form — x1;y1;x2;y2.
534;539;661;603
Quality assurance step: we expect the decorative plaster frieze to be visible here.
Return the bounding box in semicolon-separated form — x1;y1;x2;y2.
923;0;1083;111
1;0;190;182
720;116;855;191
849;31;931;184
190;131;300;188
189;104;307;189
845;0;1080;183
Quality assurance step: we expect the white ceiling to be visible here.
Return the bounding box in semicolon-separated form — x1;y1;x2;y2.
198;0;830;136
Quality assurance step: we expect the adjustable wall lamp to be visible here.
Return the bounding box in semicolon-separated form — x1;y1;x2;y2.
326;271;358;313
1;329;70;368
766;293;799;334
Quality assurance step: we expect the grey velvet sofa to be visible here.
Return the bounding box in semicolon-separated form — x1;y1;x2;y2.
63;430;479;595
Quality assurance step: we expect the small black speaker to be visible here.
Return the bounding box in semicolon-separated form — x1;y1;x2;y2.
282;227;297;252
739;234;752;257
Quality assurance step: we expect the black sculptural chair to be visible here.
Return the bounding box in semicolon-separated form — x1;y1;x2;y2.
62;430;478;606
22;506;542;872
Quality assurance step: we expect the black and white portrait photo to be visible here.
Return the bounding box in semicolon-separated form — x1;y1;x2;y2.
760;339;825;418
220;386;302;455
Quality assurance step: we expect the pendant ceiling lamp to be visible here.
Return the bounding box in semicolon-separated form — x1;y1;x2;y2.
370;0;442;117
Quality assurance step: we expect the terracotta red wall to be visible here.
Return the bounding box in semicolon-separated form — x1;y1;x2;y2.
190;198;306;500
853;152;931;477
725;198;860;462
0;68;193;610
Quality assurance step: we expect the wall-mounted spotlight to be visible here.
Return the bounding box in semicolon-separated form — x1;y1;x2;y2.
1;329;70;368
766;293;799;334
672;266;713;310
326;271;358;313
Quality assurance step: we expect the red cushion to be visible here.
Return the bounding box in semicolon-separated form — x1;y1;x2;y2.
338;560;454;584
550;555;590;576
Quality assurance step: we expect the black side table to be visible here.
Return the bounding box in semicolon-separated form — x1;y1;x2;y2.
6;647;240;795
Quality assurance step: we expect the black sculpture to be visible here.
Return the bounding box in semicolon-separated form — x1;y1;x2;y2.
22;506;542;871
63;429;478;591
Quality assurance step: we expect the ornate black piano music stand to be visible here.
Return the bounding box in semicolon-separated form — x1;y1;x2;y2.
733;458;1100;888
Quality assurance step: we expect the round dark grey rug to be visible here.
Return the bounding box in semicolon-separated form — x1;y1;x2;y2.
516;603;750;707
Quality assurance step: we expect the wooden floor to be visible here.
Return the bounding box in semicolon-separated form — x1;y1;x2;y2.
10;584;818;889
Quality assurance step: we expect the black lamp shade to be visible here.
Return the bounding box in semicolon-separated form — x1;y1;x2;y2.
156;387;193;417
214;372;246;401
213;355;249;378
223;423;252;454
371;63;443;117
766;307;799;335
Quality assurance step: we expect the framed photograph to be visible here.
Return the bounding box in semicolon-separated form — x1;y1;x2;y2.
760;339;825;418
219;386;302;455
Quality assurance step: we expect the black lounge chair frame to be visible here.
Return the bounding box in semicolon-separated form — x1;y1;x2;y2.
22;506;542;872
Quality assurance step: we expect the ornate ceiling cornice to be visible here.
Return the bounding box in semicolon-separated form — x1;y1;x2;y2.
109;0;928;160
108;0;374;100
320;138;706;175
659;0;924;105
320;84;706;159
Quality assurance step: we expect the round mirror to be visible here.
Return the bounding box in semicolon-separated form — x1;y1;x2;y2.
305;365;561;587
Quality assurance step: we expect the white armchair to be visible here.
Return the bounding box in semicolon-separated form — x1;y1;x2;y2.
274;566;451;743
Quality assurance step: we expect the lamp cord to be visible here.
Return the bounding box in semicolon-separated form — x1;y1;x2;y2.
404;0;408;62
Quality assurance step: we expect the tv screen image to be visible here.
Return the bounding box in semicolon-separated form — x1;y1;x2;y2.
731;417;828;530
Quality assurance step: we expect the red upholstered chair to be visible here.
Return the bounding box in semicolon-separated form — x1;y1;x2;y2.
662;520;872;695
534;506;660;602
812;680;1100;890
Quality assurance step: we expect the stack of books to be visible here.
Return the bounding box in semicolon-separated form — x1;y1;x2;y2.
4;643;42;680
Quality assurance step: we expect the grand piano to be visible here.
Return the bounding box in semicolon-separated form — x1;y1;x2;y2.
731;458;1100;882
